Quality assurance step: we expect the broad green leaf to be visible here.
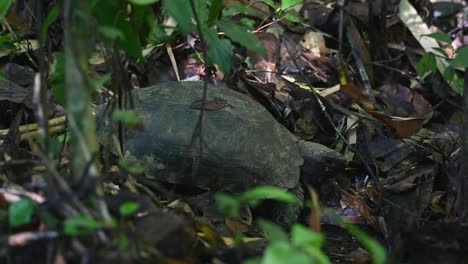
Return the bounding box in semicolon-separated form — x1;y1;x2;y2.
128;0;159;5
281;0;302;11
119;202;140;216
9;198;36;228
452;46;468;68
240;186;298;208
204;27;233;75
64;215;102;236
417;52;436;79
41;4;60;41
258;220;288;242
215;192;241;218
207;0;222;26
193;0;209;24
217;20;267;58
163;0;194;34
0;0;13;22
116;18;143;59
262;241;310;264
423;32;452;44
112;109;143;129
291;225;324;248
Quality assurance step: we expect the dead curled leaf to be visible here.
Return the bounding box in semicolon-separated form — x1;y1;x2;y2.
369;84;433;138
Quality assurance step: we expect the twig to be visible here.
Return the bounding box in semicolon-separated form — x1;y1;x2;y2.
189;0;212;179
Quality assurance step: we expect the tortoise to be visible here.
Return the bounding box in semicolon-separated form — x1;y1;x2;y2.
97;81;309;224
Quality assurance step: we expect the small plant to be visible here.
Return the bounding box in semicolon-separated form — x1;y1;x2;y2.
417;32;467;93
215;186;387;264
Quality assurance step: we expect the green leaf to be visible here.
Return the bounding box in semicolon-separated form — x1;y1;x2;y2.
98;26;125;40
222;4;256;17
207;0;222;26
261;0;276;8
193;0;209;24
0;0;13;22
424;32;452;44
148;22;173;44
116;18;143;59
119;202;140;217
41;4;60;41
118;159;149;175
163;0;194;34
128;0;159;5
240;186;298;208
112;109;143;129
443;66;455;82
262;241;310;264
291;225;324;248
217;20;267;58
9;198;36;228
258;220;288;242
344;223;386;264
215;192;241;218
64;215;102;236
417;52;437;79
283;13;300;23
281;0;302;11
203;27;233;75
432;47;448;58
452;46;468;68
51;52;66;105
